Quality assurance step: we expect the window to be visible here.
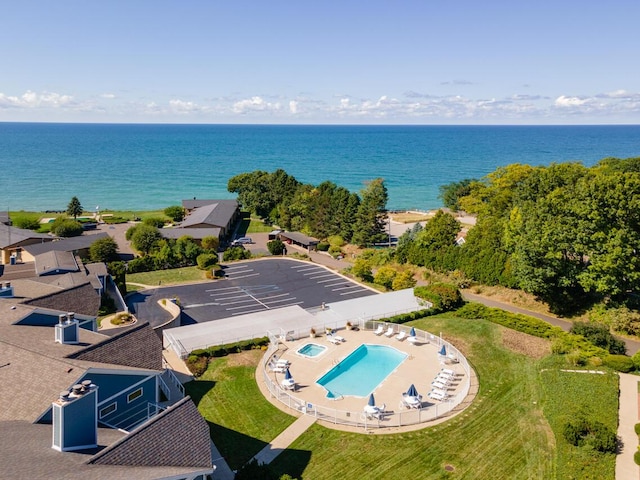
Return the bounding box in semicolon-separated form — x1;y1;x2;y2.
99;402;117;419
127;388;143;403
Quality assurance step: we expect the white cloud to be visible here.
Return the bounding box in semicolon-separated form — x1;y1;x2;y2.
0;90;73;108
100;93;116;99
232;96;281;114
289;100;298;114
555;95;589;107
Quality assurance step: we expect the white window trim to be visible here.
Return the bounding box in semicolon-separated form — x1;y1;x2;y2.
99;402;117;419
127;387;143;403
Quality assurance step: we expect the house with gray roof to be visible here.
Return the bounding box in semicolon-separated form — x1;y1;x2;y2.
0;300;214;479
178;199;239;238
24;231;109;258
0;222;53;264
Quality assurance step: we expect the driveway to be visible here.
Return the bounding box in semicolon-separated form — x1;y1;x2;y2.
128;258;375;328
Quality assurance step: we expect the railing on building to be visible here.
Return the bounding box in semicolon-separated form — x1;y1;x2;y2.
261;322;471;430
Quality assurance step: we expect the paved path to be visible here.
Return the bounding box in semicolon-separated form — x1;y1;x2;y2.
461;291;640;356
617;373;639;480
250;414;317;466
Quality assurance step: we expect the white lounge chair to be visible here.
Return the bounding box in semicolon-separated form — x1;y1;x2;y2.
431;380;448;391
269;363;287;373
395;331;407;341
441;368;456;377
275;358;290;366
327;335;341;345
428;389;447;401
373;325;385;335
384;326;395;337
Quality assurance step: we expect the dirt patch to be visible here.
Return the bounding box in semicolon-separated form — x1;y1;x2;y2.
501;328;551;359
389;211;433;223
225;349;264;367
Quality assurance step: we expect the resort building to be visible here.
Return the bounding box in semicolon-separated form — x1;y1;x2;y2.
0;300;215;479
0;222;53;265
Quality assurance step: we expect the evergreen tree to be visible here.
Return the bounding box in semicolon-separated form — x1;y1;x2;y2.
351;179;388;247
66;196;83;219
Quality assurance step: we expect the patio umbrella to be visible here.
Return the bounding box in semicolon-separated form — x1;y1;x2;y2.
368;393;376;407
406;384;419;398
284;367;292;380
438;344;447;356
409;327;416;337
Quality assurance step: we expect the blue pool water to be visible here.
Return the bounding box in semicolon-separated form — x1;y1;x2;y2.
317;344;407;398
296;343;327;358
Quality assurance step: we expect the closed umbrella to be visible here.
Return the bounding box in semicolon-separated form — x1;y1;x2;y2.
409;327;416;337
368;393;376;407
284;367;292;380
406;384;419;398
438;344;447;356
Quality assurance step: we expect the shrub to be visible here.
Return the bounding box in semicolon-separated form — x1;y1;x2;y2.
327;235;345;247
126;256;155;273
602;354;635;373
201;235;219;252
98;294;117;316
143;217;166;228
12;216;41;230
635;450;640;466
392;270;417;290
197;253;218;270
632;351;640;369
373;266;397;290
414;284;462;312
186;355;208;377
328;245;342;255
267;239;285;255
164;205;185;222
570;321;626;355
317;242;330;251
223;246;252;261
89;236;119;262
634;423;640;436
351;257;373;282
51;218;84;237
563;417;617;453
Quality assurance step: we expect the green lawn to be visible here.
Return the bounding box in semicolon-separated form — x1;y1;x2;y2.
126;266;208;287
185;316;619;479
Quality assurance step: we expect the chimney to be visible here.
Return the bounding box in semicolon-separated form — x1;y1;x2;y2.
55;313;79;344
0;282;13;298
52;381;98;452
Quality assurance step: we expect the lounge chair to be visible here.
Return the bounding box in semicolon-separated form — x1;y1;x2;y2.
384;326;395;337
373;325;385;335
327;335;341;345
269;362;287;373
275;358;290;366
441;368;456;377
431;380;448;391
395;331;407;341
428;389;447;401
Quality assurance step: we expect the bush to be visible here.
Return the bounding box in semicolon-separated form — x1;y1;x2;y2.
267;239;285;255
201;235;219;252
563;416;617;453
196;253;218;270
186;355;208;377
164;205;185;223
570;321;626;355
392;270;417;290
98;294;117;316
602;354;635;373
223;246;252;261
634;423;640;436
12;216;41;230
351;257;373;282
373;266;397;290
414;284;462;312
632;351;640;369
328;245;342;256
89;236;119;262
635;450;640;466
327;235;345;247
126;256;155;273
51;218;84;237
316;242;330;251
143;217;166;228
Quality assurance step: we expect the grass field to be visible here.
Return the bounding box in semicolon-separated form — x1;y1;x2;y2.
185;315;619;479
126;266;208;287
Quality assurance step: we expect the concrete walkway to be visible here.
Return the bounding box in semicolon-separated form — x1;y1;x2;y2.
250;414;317;466
617;373;639;480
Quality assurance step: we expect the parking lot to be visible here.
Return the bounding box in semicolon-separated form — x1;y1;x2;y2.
128;258;376;327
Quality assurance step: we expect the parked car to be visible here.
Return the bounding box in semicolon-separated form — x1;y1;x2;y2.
231;237;253;246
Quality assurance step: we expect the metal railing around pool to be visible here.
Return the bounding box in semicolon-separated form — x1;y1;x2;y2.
261;322;472;430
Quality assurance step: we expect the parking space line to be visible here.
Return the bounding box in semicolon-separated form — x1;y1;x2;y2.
226;303;264;311
220;298;256;306
331;285;362;291
289;264;311;269
323;282;348;287
183;302;220;309
262;297;297;305
224;265;252;270
292;266;320;272
205;286;241;293
340;290;368;296
213;294;249;301
316;278;340;283
309;273;335;279
302;270;325;276
254;293;290;301
226;273;260;280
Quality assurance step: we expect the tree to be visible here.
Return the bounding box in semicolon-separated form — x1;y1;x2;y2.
164;205;186;223
351;178;388;247
439;179;475;211
267;238;285;255
373;266;397;290
407;210;460;270
12;216;41;230
130;224;161;256
89;237;119;262
66;196;83;220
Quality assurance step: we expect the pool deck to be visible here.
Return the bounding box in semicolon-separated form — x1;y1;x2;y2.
257;325;478;434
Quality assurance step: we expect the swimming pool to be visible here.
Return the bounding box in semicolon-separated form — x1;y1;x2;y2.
296;343;328;358
316;344;407;398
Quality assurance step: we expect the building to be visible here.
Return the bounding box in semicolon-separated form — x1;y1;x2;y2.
0;301;215;479
0;222;53;265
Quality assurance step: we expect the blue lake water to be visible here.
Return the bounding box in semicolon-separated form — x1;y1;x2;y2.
1;123;638;212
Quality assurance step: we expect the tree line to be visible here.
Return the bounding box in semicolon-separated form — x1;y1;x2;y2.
406;157;640;315
227;169;389;246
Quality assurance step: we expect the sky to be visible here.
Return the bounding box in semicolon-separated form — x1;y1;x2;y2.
2;1;639;125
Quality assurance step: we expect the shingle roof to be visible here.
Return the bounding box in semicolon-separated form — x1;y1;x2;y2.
280;231;319;246
24;232;109;256
0;211;9;225
182;198;237;211
179;200;238;229
23;281;101;316
160;227;221;240
0;223;52;248
34;250;79;275
66;322;163;371
89;396;212;468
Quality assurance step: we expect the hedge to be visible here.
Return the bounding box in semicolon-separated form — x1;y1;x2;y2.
186;336;270;376
414;283;462;313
